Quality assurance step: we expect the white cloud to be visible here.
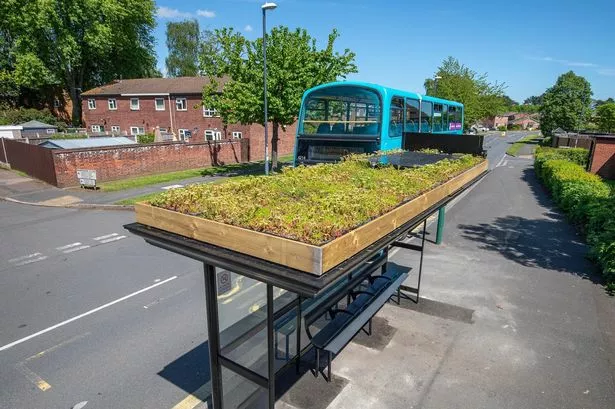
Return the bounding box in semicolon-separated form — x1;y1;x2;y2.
529;56;597;68
244;24;253;32
197;9;216;18
157;6;193;18
598;68;615;76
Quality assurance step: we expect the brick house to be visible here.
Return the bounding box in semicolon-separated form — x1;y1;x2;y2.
484;114;510;130
589;134;615;179
80;77;296;158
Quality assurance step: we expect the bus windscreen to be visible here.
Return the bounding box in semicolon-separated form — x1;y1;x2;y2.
300;86;382;136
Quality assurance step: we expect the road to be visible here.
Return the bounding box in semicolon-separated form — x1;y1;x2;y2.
0;131;532;409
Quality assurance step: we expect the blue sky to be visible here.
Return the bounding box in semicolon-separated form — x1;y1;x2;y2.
153;0;615;102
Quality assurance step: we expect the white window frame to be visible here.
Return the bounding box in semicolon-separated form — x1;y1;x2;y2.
205;130;222;141
130;126;145;135
108;98;117;110
155;98;165;111
88;99;96;110
46;128;55;134
232;131;242;139
178;129;191;140
130;98;140;111
203;106;219;117
176;98;187;111
91;125;102;132
111;125;120;133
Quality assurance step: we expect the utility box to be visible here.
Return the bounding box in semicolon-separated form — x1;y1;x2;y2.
77;169;97;189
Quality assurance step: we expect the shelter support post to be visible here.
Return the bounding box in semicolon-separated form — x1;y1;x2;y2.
436;206;445;245
204;263;223;409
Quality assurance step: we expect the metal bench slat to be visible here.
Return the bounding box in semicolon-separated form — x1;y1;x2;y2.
324;271;408;354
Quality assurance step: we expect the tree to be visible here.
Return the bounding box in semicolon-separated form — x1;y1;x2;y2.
0;0;158;125
424;57;506;128
595;97;615;108
596;103;615;133
165;20;200;77
524;95;544;105
200;26;357;168
539;71;593;135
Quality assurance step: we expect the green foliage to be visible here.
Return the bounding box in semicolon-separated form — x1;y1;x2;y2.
150;154;484;245
165;20;200;77
497;126;507;131
1;0;158;124
534;148;615;285
506;134;541;156
524;95;544;105
534;146;589;167
137;133;155;144
424;57;506;129
540;71;593;135
596;103;615;133
594;98;614;108
200;26;357;168
0;106;67;129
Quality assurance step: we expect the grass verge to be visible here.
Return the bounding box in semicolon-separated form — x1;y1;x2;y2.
115;191;165;205
100;155;293;192
506;134;542;156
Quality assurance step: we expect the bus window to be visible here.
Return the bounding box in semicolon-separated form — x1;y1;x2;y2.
433;103;443;132
421;101;433;132
389;97;404;138
442;105;448;131
300;86;381;136
448;106;462;131
405;99;420;132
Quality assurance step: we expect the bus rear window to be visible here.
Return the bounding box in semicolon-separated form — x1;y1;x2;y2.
301;86;381;136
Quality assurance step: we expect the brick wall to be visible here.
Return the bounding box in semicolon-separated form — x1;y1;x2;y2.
247;122;297;161
52;140;245;187
589;137;615;179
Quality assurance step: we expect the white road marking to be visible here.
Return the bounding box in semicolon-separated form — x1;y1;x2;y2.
495;154;506;168
99;235;126;244
143;288;188;309
9;253;42;263
93;233;118;241
0;275;178;352
56;242;82;251
15;256;48;266
502;160;508;167
63;245;91;254
161;184;184;190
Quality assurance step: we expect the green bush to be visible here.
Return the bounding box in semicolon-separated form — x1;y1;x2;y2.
0;106;68;131
137;133;155;144
534;149;615;286
497;126;507;131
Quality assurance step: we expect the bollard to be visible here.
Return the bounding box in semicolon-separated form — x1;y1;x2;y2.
435;206;445;244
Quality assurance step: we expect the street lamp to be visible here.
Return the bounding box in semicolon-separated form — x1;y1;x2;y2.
433;75;442;95
262;2;277;175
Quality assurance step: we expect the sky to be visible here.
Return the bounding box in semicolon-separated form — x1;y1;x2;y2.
153;0;615;103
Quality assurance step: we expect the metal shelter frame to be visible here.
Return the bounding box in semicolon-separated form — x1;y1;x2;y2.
124;167;487;409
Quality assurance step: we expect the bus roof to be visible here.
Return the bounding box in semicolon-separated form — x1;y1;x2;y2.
302;81;464;108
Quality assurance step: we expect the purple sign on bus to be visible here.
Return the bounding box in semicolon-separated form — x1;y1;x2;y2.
449;122;462;131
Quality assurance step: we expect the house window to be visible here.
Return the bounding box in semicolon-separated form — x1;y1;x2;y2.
178;129;192;140
111;125;120;133
53;99;60;108
205;130;222;141
176;98;187;111
130;126;145;135
232;131;242;139
108;98;117;110
203;106;219;117
88;99;96;110
91;125;102;132
46;128;55;134
155;98;165;111
130;98;140;110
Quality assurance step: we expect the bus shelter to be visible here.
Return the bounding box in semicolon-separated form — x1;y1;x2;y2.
124;163;484;409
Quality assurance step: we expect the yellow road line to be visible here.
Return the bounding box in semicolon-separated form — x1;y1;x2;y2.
15;362;51;391
27;332;91;361
171;382;210;409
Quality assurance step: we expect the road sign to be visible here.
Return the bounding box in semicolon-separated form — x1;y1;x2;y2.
77;169;97;188
217;270;232;295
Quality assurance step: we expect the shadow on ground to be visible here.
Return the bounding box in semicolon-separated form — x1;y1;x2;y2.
457;167;603;285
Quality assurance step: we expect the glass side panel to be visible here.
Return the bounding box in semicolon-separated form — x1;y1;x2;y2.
221;365;267;409
389;97;404;138
301;86;382;136
421;101;433;132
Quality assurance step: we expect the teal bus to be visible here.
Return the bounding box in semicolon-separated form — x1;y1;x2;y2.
294;81;464;164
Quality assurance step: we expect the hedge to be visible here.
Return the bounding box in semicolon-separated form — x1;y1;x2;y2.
534;148;615;287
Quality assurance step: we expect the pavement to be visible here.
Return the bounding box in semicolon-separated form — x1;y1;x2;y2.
3;130;611;409
0;131;530;209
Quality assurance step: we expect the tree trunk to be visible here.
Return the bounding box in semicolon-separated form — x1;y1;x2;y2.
271;122;279;170
70;89;81;127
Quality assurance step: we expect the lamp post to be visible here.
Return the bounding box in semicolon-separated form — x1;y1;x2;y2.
262;2;277;175
433;75;442;96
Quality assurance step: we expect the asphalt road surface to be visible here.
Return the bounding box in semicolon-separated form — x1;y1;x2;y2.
0;131;534;409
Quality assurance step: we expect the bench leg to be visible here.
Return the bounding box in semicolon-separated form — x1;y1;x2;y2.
274;331;279;360
311;348;319;378
327;351;332;382
285;333;290;362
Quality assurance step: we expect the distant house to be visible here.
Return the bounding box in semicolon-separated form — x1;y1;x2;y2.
484;115;510;130
80;77;297;146
39;137;137;149
484;112;540;130
0;125;23;139
19;120;58;138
